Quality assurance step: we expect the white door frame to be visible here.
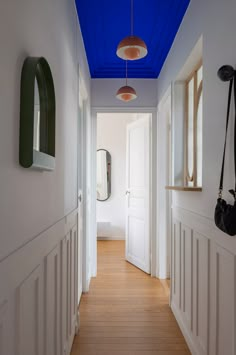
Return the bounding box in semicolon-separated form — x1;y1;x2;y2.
91;106;157;277
78;72;92;293
156;86;172;280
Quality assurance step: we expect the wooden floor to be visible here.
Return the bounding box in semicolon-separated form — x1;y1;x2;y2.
71;241;190;355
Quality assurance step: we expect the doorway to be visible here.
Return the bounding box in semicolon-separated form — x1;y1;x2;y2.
95;112;153;274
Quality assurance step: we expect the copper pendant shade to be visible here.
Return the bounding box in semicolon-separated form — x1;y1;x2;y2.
116;0;148;61
116;61;137;102
116;85;137;101
117;35;147;61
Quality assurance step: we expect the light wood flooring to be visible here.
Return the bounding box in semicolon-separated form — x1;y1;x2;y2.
71;240;190;355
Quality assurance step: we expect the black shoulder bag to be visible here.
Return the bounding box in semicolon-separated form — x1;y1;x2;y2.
214;70;236;236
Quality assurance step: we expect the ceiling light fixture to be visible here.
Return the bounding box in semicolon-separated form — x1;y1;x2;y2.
116;61;137;102
116;0;148;61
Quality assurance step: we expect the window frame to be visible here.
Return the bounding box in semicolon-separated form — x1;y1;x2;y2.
184;60;203;187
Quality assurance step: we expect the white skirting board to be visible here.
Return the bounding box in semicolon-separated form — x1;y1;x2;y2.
97;236;125;240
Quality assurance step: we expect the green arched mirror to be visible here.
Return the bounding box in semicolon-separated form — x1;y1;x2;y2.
19;57;56;170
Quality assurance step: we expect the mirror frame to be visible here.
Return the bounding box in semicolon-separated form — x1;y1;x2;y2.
19;57;56;171
97;149;111;201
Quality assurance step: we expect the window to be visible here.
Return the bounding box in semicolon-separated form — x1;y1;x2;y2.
185;62;203;187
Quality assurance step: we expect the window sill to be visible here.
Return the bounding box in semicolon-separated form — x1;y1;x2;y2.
165;186;202;192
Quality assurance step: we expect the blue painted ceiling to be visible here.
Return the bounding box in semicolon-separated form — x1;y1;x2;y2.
75;0;190;79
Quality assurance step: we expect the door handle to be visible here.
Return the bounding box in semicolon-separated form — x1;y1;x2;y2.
126;190;130;195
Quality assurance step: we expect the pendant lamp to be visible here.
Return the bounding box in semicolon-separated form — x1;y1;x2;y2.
116;0;147;61
116;61;137;102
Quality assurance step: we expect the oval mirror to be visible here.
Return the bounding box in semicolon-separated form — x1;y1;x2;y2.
97;149;111;201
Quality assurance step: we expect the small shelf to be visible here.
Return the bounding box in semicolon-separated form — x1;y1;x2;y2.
165;186;202;192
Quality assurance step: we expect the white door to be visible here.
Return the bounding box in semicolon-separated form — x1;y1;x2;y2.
126;116;151;274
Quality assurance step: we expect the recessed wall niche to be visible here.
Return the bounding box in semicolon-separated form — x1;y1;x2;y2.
169;36;203;191
19;57;56;171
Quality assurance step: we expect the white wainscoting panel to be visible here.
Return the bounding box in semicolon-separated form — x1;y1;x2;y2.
209;244;236;355
0;209;80;355
181;225;193;333
171;206;236;355
172;221;181;310
16;264;43;355
61;235;68;355
45;245;60;355
0;301;8;355
193;232;209;355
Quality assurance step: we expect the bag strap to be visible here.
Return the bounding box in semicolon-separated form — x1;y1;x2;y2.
234;72;236;194
218;77;233;198
228;73;236;199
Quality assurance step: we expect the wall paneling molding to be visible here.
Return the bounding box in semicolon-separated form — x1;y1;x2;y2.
171;206;236;355
0;208;80;355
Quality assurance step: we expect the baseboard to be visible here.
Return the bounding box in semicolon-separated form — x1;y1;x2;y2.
171;302;197;355
97;236;125;240
158;271;170;279
75;310;80;335
78;286;82;303
86;276;91;292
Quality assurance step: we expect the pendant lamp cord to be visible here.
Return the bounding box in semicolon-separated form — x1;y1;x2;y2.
131;0;134;36
126;60;128;86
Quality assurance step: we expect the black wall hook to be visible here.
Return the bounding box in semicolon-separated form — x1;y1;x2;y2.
218;65;235;82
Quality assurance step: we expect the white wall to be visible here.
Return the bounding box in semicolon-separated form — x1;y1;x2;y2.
0;0;90;262
96;113;136;239
92;79;157;108
157;0;236;353
157;0;236;218
0;0;91;354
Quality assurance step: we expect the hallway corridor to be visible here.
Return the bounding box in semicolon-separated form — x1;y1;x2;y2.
71;241;190;355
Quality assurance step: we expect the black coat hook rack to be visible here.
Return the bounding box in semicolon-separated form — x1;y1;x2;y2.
218;65;235;82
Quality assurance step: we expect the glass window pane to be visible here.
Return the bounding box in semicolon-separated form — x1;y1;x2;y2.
197;91;203;186
187;78;194;181
197;66;203;89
